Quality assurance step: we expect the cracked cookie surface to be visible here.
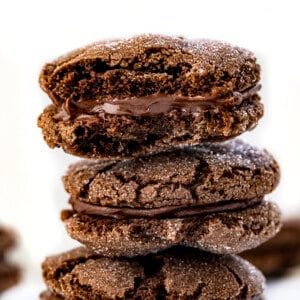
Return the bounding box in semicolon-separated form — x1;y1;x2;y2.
63;139;280;209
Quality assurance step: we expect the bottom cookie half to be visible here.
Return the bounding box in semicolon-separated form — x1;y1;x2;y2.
62;201;281;257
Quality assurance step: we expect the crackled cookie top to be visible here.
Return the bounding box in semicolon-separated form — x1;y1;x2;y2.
63;139;280;211
41;247;265;300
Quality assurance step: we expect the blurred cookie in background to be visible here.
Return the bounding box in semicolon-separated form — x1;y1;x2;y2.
0;225;21;293
241;217;300;278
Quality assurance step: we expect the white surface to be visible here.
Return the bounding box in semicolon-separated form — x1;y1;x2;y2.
0;0;300;298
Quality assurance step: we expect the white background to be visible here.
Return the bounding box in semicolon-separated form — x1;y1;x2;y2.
0;0;300;298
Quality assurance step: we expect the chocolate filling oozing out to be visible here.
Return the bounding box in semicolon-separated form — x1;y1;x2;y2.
38;94;263;159
54;84;261;120
69;197;262;219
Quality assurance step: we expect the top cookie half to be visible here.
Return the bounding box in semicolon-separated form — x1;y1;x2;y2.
38;34;262;159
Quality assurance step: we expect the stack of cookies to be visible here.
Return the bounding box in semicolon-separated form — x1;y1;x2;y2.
38;34;281;299
0;225;20;293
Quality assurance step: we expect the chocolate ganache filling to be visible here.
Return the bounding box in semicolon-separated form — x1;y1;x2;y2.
69;197;263;219
54;84;261;120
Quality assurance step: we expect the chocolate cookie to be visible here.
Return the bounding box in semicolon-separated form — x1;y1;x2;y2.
63;139;280;210
38;34;263;159
62;200;280;257
41;247;265;300
241;217;300;277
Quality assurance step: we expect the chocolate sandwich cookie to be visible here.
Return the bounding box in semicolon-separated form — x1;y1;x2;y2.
38;34;263;159
241;217;300;277
61;140;281;257
41;247;265;300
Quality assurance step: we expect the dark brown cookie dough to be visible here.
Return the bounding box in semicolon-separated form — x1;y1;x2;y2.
38;34;263;159
41;247;265;300
63;139;279;209
241;217;300;277
61;200;281;257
